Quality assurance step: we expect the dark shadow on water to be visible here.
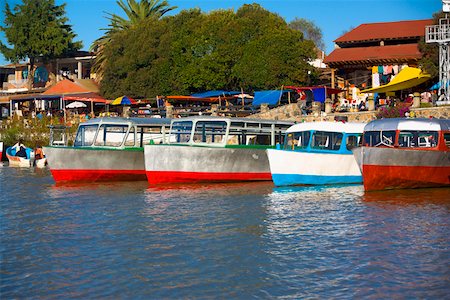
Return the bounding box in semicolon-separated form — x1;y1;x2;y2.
362;187;450;206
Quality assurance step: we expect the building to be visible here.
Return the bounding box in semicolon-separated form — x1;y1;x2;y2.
0;51;95;95
324;19;434;99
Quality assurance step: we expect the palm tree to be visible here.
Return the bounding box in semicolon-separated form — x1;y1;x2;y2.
91;0;176;80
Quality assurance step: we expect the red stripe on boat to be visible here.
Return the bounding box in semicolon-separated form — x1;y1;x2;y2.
50;169;146;182
146;171;272;184
362;165;450;191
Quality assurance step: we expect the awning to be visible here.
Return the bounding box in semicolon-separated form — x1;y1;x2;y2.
361;67;431;93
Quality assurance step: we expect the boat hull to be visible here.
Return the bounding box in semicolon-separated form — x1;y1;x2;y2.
43;147;147;182
267;149;362;186
144;145;272;184
355;147;450;191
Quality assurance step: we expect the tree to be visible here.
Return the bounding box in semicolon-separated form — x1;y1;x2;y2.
0;0;81;89
289;18;325;50
91;0;177;80
99;4;317;98
419;11;443;80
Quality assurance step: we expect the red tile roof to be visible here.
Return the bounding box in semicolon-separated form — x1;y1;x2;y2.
324;44;421;66
335;19;433;44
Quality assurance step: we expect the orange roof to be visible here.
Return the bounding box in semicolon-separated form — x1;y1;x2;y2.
335;19;433;44
324;44;421;66
43;79;99;95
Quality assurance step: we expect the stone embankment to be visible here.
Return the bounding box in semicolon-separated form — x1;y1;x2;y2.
251;103;450;123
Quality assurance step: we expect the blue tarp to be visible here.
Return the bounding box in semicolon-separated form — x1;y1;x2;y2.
252;90;283;106
429;81;449;91
191;90;240;98
312;88;326;103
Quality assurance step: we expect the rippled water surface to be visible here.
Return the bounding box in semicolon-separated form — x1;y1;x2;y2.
1;165;449;298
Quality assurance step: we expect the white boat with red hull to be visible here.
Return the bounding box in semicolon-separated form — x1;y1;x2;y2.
144;116;294;184
44;117;171;182
353;118;450;191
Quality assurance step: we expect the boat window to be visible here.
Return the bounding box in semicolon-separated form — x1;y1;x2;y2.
170;121;192;143
284;131;310;150
124;126;135;146
247;134;271;145
94;125;128;147
444;133;450;149
193;121;227;144
311;131;343;151
141;126;166;145
363;130;396;147
346;134;361;150
398;131;439;148
417;131;438;148
74;124;98;146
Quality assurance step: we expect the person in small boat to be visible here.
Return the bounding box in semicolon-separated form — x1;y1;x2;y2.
13;139;27;158
34;144;45;160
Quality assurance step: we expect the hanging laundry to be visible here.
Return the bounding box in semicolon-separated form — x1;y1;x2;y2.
383;65;389;75
372;73;380;87
372;66;378;74
393;65;399;74
386;65;393;74
378;65;383;74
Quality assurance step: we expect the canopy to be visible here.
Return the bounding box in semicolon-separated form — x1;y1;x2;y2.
361;67;431;93
252;90;283;106
111;96;137;105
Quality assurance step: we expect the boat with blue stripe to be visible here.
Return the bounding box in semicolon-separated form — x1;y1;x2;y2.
267;121;365;186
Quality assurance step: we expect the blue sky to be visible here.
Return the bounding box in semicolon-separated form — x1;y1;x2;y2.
0;0;443;65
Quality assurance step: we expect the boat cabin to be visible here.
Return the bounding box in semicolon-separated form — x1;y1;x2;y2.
281;121;365;154
362;118;450;150
168;116;294;147
73;117;171;148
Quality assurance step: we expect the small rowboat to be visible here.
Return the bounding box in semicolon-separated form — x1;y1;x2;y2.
6;146;34;167
35;157;47;168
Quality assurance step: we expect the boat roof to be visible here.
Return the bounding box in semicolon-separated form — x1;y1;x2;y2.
171;116;294;126
82;117;171;126
364;118;450;131
286;121;366;134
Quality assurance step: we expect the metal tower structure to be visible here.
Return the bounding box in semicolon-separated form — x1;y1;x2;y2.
426;1;450;100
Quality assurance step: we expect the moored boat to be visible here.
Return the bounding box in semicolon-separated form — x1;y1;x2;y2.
44;117;171;182
267;121;365;186
0;141;3;161
144;116;294;184
6;145;34;167
353;118;450;191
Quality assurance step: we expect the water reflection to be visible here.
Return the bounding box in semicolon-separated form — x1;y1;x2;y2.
362;188;450;206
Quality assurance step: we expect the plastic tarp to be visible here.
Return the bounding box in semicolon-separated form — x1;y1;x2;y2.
252;90;283;106
429;81;449;91
361;67;431;93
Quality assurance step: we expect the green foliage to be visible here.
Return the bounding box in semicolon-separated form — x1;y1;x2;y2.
100;3;317;98
91;0;177;80
418;11;443;80
289;17;325;50
0;117;76;147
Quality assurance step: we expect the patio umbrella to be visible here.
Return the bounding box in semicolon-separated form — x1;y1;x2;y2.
66;101;87;109
111;96;137;105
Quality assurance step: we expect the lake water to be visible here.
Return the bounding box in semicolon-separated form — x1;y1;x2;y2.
1;164;449;298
